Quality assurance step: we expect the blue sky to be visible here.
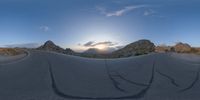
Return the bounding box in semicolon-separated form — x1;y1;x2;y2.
0;0;200;51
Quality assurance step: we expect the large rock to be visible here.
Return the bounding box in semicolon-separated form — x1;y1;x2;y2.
112;39;155;57
174;42;191;53
37;40;74;55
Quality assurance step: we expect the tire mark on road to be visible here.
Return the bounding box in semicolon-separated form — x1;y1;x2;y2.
116;72;149;87
104;59;126;92
179;68;200;92
156;70;180;87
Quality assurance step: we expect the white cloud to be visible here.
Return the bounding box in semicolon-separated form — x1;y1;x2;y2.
82;41;118;47
97;5;146;17
83;41;95;47
143;9;164;18
40;25;49;32
144;9;156;16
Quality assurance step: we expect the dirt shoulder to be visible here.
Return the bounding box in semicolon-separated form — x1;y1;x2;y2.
0;48;26;56
0;48;28;64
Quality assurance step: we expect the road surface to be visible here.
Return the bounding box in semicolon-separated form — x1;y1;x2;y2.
0;50;200;100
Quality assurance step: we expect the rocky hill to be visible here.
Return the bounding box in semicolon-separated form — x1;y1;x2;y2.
111;39;155;58
37;40;75;55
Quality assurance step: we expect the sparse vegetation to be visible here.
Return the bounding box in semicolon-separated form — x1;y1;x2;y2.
0;48;25;56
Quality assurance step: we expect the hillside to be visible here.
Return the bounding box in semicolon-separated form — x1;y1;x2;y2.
111;39;155;58
37;40;75;55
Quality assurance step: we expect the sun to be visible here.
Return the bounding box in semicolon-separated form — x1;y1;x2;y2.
94;44;106;50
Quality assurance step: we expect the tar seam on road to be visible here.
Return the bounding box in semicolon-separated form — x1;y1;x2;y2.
115;72;149;86
179;67;200;92
156;70;180;87
104;59;149;87
44;54;157;99
104;59;127;92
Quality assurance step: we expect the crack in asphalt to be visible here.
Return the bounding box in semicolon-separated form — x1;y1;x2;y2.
156;70;180;87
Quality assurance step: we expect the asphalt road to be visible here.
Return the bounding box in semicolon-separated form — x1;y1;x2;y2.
0;50;200;100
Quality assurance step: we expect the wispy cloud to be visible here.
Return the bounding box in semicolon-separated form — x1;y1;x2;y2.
143;9;164;18
93;41;117;47
40;25;49;32
144;9;155;16
84;41;95;47
97;5;147;17
83;41;118;47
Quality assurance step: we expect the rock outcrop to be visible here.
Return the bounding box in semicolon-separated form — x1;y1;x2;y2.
37;40;74;55
111;39;155;57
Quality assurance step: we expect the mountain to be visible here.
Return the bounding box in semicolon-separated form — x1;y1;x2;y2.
37;40;75;55
83;48;101;54
111;39;155;58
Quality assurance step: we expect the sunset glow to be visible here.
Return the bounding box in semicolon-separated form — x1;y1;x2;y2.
94;44;107;50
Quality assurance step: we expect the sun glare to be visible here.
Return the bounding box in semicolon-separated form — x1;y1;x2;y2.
94;44;106;50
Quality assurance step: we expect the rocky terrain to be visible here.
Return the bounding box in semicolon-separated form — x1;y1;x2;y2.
37;40;75;55
111;39;155;58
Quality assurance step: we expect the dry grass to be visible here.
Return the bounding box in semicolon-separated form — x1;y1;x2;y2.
0;48;25;56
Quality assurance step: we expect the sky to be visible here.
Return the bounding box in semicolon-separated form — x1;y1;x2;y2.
0;0;200;51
